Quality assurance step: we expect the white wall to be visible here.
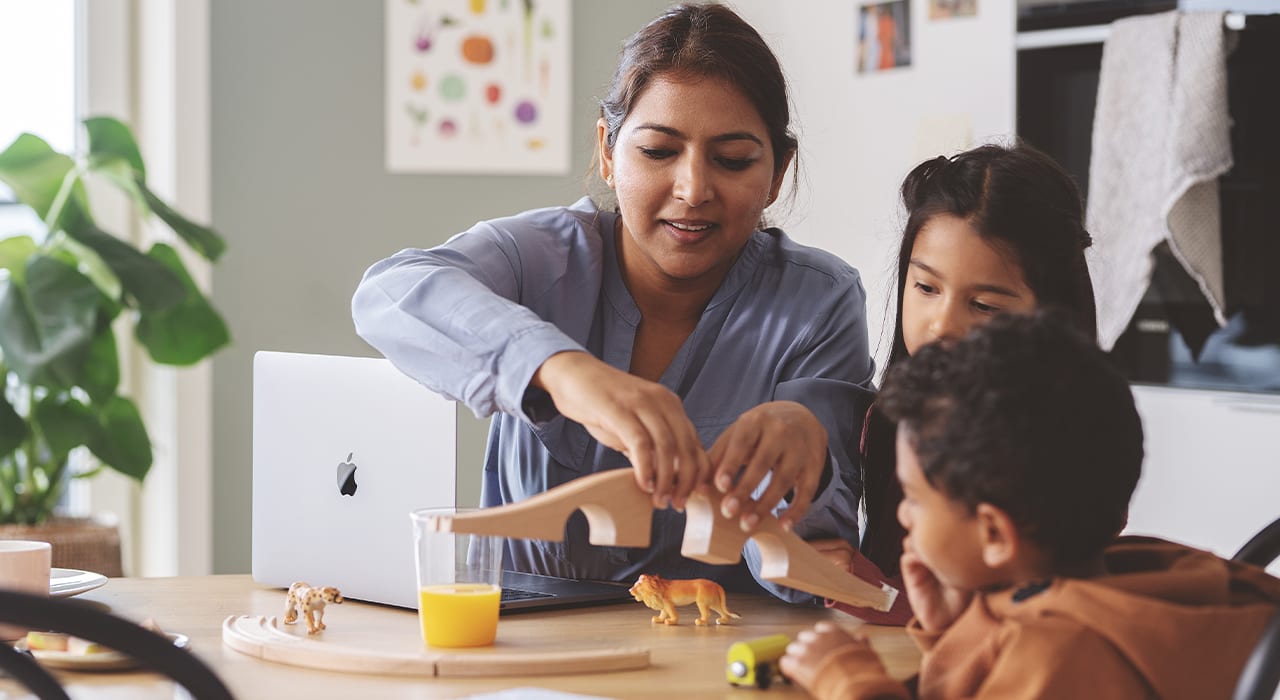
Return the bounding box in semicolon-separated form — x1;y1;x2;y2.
737;0;1016;367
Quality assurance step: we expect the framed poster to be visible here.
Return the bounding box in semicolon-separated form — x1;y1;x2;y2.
386;0;571;174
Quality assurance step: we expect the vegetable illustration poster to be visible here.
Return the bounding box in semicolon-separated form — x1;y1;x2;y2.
386;0;571;174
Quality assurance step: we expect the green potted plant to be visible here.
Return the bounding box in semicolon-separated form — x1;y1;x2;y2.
0;116;229;573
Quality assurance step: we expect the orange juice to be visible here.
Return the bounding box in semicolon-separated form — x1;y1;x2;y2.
418;583;501;647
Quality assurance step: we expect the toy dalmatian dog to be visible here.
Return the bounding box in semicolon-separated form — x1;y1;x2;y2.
283;581;344;635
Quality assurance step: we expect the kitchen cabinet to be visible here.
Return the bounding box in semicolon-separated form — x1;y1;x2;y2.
1126;385;1280;572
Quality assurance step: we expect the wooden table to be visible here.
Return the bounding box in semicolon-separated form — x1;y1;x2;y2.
1;575;919;699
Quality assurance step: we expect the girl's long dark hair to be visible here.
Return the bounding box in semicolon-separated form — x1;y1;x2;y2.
862;142;1097;576
885;143;1096;372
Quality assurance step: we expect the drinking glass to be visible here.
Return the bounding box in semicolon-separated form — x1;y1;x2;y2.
409;507;504;648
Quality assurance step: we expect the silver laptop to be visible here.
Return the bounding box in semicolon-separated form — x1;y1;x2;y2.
251;351;630;613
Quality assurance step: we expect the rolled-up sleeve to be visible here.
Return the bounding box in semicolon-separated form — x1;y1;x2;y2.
351;211;595;423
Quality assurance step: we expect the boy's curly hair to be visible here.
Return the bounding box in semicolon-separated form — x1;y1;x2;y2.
878;311;1143;566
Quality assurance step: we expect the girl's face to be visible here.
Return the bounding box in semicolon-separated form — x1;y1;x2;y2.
598;74;791;289
901;214;1037;355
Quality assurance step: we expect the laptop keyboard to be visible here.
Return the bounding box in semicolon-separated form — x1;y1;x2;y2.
501;586;555;602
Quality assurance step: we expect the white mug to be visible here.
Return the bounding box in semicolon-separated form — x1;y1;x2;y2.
0;540;52;640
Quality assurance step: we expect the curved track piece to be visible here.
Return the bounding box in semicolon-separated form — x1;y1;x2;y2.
436;470;897;611
222;615;649;676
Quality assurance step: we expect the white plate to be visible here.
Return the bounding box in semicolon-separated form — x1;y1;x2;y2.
49;568;108;598
17;632;190;672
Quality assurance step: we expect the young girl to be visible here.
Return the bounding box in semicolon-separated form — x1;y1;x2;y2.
825;142;1098;625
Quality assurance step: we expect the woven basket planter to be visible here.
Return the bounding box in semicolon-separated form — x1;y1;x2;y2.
0;516;123;577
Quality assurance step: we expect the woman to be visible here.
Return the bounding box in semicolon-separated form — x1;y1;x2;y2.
352;4;874;601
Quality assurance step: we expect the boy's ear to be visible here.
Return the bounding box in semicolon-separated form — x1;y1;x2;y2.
975;503;1021;569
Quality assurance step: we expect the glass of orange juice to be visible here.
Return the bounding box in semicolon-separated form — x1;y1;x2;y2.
410;507;504;648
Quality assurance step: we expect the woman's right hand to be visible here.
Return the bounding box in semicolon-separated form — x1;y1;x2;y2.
899;536;972;632
532;351;710;510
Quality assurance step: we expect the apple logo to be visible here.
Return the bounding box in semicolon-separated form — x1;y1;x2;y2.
336;452;358;496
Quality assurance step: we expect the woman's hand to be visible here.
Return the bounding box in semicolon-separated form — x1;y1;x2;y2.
707;401;827;532
779;621;871;693
900;536;972;632
532;351;710;509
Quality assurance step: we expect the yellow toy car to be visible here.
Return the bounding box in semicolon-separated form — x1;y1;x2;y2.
726;634;792;689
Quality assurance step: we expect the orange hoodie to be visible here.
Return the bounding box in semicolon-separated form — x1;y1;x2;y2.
804;537;1280;699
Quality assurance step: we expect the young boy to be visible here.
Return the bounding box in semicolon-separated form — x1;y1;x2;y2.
780;311;1280;699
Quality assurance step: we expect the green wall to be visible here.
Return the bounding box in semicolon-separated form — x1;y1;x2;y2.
210;0;673;572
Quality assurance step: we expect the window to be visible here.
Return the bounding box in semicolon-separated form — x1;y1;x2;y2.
0;0;77;238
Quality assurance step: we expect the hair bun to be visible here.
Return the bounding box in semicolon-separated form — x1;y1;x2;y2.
900;155;951;209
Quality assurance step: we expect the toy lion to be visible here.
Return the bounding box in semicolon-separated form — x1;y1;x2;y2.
629;574;741;626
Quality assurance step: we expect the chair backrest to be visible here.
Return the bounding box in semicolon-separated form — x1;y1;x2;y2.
1231;515;1280;700
0;589;233;700
1235;516;1280;569
1232;609;1280;700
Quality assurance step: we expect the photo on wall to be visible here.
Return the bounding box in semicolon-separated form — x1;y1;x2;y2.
857;0;912;74
929;0;977;19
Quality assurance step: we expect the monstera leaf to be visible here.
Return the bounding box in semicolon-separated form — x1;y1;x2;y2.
0;116;230;525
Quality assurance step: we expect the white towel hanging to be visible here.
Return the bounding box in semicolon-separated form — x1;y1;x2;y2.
1086;10;1233;350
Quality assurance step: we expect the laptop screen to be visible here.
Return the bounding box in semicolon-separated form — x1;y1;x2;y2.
252;351;456;609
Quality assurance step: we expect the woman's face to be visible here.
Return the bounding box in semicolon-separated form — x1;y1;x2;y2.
599;74;791;289
901;214;1037;355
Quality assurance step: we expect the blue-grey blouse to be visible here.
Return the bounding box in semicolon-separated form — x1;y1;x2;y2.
352;197;875;602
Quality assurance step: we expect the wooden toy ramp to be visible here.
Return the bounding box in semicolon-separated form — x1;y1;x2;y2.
424;470;897;611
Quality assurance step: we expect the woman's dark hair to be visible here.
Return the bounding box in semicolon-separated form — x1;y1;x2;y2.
884;142;1096;373
878;310;1143;567
598;3;798;188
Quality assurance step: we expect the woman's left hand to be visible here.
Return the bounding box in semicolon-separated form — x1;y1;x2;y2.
707;400;827;532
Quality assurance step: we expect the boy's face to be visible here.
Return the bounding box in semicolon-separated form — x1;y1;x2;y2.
895;427;999;591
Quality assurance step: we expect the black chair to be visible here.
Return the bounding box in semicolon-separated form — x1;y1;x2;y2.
1234;516;1280;568
1231;515;1280;700
0;589;234;700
